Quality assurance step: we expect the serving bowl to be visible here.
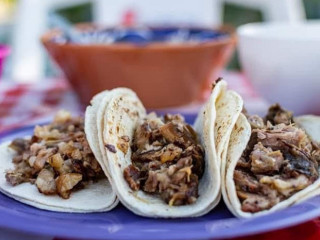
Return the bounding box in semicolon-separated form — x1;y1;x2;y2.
42;25;236;108
238;21;320;115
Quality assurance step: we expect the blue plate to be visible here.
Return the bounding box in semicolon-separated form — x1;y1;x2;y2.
1;121;320;240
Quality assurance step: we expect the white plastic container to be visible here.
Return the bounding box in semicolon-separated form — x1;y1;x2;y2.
238;21;320;115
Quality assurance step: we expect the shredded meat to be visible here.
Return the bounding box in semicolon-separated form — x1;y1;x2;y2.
124;113;204;206
265;103;293;125
247;115;265;129
234;170;260;193
238;191;277;213
282;147;318;179
255;124;312;151
236;157;251;169
117;135;130;154
250;142;284;174
36;169;56;195
259;174;311;197
9;138;30;154
124;165;140;191
56;173;82;199
234;105;319;213
5;110;105;199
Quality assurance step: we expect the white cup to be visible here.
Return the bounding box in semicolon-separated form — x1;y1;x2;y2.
238;21;320;115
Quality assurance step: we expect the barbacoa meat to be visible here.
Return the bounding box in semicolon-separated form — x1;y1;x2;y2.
124;113;205;206
265;103;293;125
5;110;105;199
250;142;284;174
234;104;319;213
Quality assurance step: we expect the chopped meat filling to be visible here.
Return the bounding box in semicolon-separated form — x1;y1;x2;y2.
234;104;319;213
250;143;284;174
5;110;105;199
35;168;56;194
123;113;205;206
265;103;293;125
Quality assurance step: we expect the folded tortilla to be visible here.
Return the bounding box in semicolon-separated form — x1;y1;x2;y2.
294;115;320;202
0;92;120;213
84;88;141;211
99;80;241;217
222;113;320;218
0;140;117;213
294;115;320;145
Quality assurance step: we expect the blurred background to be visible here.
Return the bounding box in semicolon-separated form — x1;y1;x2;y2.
1;0;319;80
2;1;320;239
1;0;320;113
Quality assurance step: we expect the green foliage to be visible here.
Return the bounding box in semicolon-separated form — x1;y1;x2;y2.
55;3;92;24
304;0;320;19
223;4;263;70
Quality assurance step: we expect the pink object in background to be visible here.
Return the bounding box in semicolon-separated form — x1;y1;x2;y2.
0;45;10;78
121;8;138;26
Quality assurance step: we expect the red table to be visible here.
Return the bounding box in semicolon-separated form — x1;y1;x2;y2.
0;72;267;133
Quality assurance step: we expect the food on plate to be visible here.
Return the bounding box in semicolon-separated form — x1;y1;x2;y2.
123;113;205;206
6;111;103;198
290;115;320;202
294;115;320;145
194;78;243;171
222;104;320;217
92;79;241;217
0;110;117;212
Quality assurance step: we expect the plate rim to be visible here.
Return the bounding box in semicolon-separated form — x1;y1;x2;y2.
0;123;320;240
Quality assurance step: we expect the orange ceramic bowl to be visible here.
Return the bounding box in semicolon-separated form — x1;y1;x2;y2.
42;26;236;108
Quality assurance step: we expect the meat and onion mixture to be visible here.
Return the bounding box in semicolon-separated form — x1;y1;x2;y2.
235;104;320;213
123;113;205;206
5;111;105;199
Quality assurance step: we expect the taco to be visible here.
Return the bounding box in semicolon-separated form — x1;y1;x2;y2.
0;110;117;213
98;79;241;217
295;115;320;145
292;115;320;203
222;104;320;218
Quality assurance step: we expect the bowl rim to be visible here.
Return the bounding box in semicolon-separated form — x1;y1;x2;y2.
237;20;320;41
41;24;236;50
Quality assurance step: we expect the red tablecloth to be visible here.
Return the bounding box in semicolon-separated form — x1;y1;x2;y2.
0;73;318;240
0;79;81;133
0;72;268;133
